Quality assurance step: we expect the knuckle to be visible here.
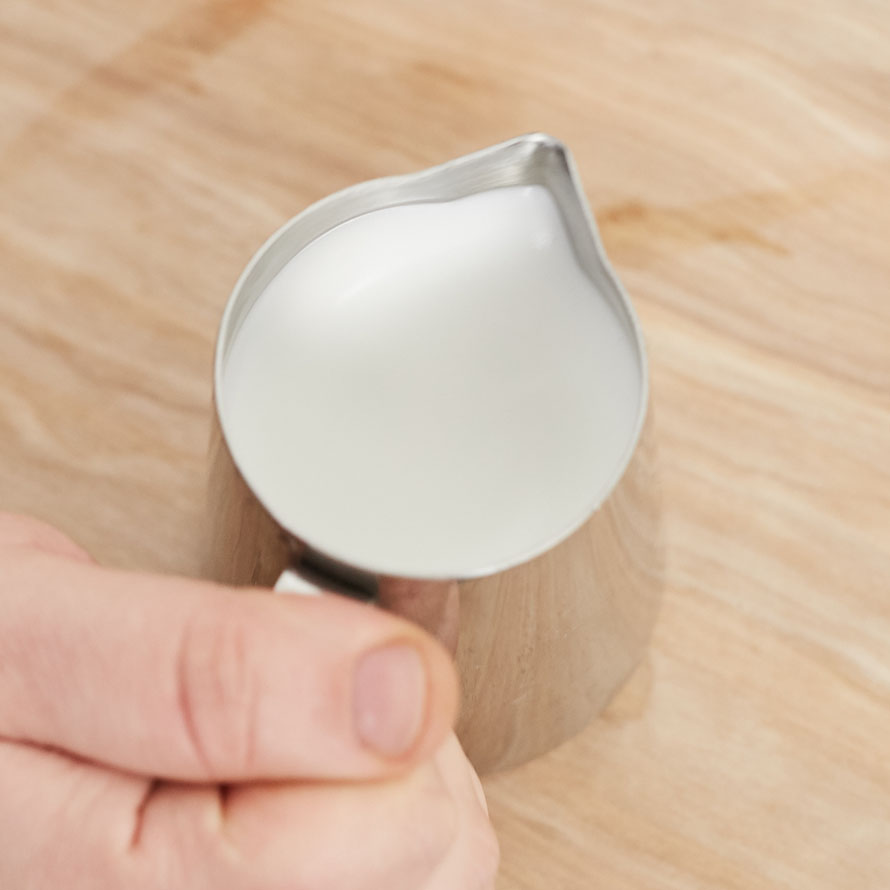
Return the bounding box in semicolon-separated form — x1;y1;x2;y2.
176;601;260;777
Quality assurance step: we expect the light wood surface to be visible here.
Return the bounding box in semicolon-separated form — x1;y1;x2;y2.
1;1;888;888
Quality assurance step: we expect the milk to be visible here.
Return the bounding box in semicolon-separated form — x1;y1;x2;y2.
221;185;642;577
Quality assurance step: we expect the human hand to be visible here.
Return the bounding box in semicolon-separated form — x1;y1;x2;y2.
0;513;498;889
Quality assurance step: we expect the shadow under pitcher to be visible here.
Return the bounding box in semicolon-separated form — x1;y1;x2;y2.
203;134;664;775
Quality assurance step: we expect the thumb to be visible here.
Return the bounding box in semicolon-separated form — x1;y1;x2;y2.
0;545;459;782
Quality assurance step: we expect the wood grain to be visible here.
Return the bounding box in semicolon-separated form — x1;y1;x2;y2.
1;1;888;887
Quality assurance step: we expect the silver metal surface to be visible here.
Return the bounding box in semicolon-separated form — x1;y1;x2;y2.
205;134;663;773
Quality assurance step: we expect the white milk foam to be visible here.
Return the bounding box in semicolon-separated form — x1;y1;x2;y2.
222;185;642;577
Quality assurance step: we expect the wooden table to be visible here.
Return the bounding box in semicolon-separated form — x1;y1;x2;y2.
2;1;888;887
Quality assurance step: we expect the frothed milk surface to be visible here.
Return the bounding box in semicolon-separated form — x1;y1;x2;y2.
222;185;642;576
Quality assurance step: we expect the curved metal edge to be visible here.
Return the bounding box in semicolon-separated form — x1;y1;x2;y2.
211;133;651;581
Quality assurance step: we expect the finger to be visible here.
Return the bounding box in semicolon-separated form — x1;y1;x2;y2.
469;761;490;816
427;798;500;890
426;736;500;890
143;746;468;890
378;577;460;655
0;739;149;888
133;761;459;890
125;741;492;890
0;548;459;782
127;783;229;889
0;512;94;563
